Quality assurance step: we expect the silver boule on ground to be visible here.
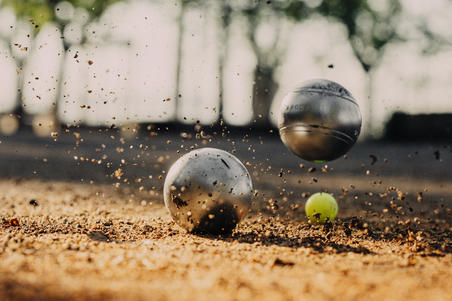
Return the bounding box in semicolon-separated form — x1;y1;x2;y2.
163;148;253;235
278;79;362;162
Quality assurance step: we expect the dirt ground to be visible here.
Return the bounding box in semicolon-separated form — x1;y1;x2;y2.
0;129;451;301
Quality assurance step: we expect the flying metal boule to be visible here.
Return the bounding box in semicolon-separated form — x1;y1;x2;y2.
278;79;362;162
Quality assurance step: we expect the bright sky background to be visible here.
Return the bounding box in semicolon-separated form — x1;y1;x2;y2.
0;0;452;136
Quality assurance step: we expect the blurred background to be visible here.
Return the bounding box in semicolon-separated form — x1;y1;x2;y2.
0;0;451;140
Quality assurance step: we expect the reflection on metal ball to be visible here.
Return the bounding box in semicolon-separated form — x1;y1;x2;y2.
278;79;362;162
163;148;252;235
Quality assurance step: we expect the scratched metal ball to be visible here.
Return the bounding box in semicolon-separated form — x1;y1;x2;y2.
278;79;362;162
163;148;252;235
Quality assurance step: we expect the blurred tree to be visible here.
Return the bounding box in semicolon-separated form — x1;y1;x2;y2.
216;1;233;123
217;0;448;132
174;0;230;123
205;0;404;131
242;2;281;126
238;0;308;127
174;0;188;121
0;0;119;130
282;0;403;135
318;0;402;136
175;0;306;126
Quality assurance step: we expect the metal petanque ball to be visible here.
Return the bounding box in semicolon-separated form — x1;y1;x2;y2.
278;79;362;162
163;148;253;235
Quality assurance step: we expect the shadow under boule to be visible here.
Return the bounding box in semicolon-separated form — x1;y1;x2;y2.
192;203;239;236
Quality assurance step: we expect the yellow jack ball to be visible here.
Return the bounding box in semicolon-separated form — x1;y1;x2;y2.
305;192;338;224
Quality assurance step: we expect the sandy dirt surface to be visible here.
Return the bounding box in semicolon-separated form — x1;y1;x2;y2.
0;129;451;300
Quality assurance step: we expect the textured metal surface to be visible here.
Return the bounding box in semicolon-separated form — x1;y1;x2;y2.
278;79;362;162
163;148;252;234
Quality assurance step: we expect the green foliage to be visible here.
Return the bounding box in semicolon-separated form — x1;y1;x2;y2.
1;0;120;32
316;0;366;35
283;0;402;71
2;0;53;30
222;0;402;72
72;0;122;17
0;0;406;72
282;1;310;20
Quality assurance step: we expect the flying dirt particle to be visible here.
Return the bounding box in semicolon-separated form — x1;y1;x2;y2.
114;168;123;179
87;231;110;242
29;199;39;206
369;154;377;165
273;258;294;267
88;60;94;65
417;192;423;203
434;150;440;160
